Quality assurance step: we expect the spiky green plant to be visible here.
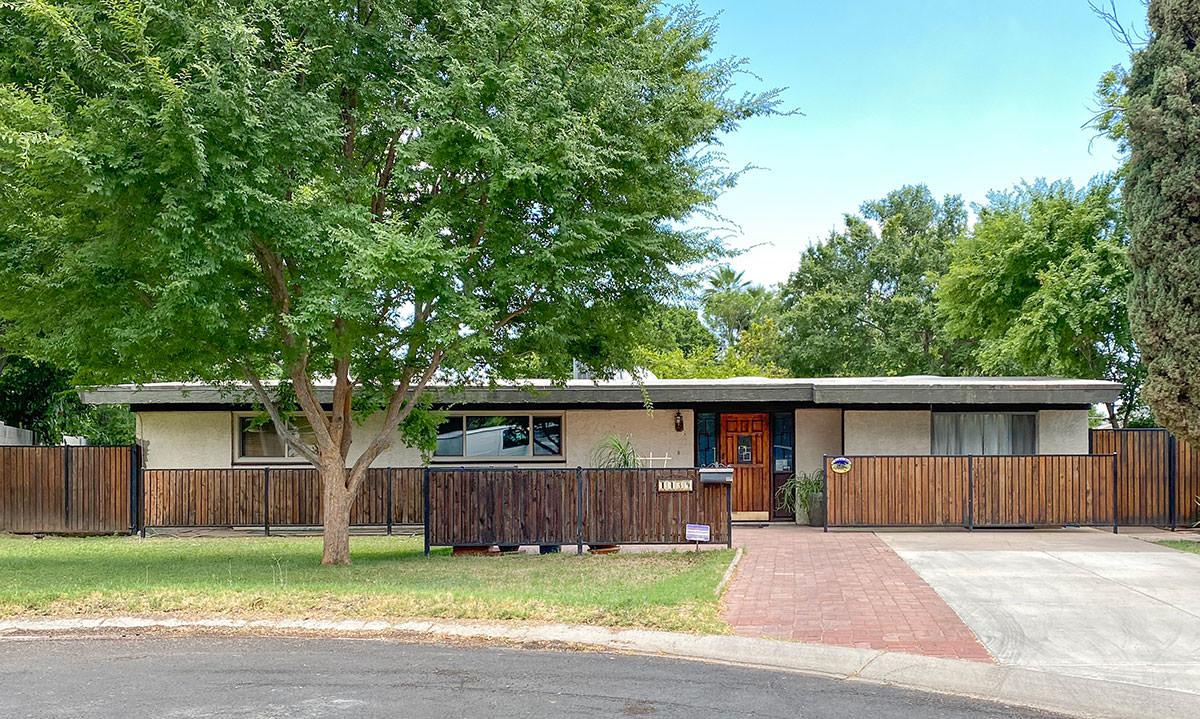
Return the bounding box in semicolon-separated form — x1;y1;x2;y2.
590;434;644;468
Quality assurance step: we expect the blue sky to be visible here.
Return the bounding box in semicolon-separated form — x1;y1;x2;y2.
693;0;1146;287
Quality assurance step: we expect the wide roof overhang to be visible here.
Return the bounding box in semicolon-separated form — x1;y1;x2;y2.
80;375;1124;409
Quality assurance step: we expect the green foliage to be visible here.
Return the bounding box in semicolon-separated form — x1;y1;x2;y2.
590;434;643;468
0;0;775;462
1124;0;1200;446
939;178;1145;426
0;356;133;444
1091;66;1131;151
634;316;786;379
701;266;777;349
778;185;970;376
638;305;718;356
774;470;824;514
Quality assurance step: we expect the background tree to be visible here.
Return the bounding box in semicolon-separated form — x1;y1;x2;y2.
0;355;134;444
1124;0;1200;445
939;178;1144;426
0;0;775;564
701;266;776;348
777;185;970;376
638;305;719;356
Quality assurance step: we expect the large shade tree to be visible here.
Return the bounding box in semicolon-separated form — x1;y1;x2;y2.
1124;0;1200;445
938;178;1144;426
0;0;775;564
778;185;971;376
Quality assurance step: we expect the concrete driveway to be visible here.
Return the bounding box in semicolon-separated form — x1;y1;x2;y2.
880;529;1200;695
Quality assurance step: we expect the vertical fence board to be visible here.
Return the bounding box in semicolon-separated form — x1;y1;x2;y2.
1;446;130;534
825;455;1115;528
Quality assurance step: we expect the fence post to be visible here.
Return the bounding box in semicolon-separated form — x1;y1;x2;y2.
386;467;394;536
1112;453;1119;534
576;467;584;556
263;468;271;537
726;474;733;549
138;455;146;538
423;467;431;557
967;455;974;532
128;444;139;536
822;455;829;533
1168;432;1178;531
63;444;71;529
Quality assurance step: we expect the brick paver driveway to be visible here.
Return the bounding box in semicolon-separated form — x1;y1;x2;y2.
722;526;991;662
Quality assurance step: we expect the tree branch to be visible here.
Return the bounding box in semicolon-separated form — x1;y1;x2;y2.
242;368;322;466
346;349;444;493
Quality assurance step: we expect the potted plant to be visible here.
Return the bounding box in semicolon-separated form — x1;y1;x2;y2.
774;470;825;526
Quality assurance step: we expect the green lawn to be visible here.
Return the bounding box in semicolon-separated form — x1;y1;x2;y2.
1158;540;1200;556
0;535;734;633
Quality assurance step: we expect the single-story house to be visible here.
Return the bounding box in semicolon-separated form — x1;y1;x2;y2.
81;376;1122;521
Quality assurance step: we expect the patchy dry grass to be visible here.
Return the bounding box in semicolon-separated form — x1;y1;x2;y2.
0;535;733;633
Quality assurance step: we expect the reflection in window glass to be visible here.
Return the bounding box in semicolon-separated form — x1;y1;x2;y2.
772;412;794;473
737;435;754;464
466;416;530;457
240;418;287;458
532;416;562;456
435;415;563;458
239;416;317;458
435;416;464;457
696;413;717;465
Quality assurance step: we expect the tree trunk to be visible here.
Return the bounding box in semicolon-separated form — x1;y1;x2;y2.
320;465;354;566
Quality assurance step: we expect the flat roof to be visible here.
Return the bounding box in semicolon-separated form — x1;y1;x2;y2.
79;375;1123;409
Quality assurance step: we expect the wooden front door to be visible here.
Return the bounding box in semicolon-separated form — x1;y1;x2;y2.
721;413;770;518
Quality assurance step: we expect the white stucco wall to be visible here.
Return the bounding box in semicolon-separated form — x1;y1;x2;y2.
1037;409;1090;454
137;408;694;469
795;408;842;475
139;411;236;469
136;406;1092;469
843;410;932;455
563;409;694;468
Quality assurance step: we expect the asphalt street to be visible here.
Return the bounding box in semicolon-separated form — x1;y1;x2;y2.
0;635;1057;718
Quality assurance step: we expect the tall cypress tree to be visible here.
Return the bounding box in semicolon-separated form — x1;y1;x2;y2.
1125;0;1200;445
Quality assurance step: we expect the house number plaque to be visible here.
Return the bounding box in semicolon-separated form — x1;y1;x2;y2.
657;479;694;492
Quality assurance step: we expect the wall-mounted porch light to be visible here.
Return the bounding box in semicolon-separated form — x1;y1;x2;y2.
674;410;684;432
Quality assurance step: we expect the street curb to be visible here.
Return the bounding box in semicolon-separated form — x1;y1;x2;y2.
1;616;1193;718
714;546;743;596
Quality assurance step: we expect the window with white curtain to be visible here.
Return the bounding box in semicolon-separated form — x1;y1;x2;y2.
932;413;1037;455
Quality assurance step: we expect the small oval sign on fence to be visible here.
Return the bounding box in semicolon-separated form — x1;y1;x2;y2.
830;457;852;474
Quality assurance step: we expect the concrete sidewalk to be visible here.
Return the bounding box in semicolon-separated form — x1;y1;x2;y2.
881;528;1200;696
1;615;1192;719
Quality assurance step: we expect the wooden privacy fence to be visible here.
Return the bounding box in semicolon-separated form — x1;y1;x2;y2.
1091;428;1200;528
140;467;425;532
425;467;732;552
824;454;1118;530
1;445;136;533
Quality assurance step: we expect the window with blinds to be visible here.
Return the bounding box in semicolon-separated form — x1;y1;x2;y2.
932;413;1037;456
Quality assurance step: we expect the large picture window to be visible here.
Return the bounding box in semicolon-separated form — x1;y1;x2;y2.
435;414;563;460
237;416;317;460
932;413;1036;456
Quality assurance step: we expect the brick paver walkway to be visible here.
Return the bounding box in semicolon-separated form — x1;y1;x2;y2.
722;526;992;662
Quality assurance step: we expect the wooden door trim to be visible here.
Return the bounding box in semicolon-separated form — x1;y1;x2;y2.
721;412;771;517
